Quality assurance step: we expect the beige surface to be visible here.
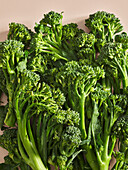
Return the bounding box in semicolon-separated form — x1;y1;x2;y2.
0;0;128;166
0;0;128;41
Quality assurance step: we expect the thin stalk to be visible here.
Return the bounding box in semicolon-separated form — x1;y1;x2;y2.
75;79;81;99
79;79;96;139
108;136;116;157
27;119;38;154
114;57;128;88
15;99;47;170
114;161;120;170
40;115;47;166
46;36;61;50
21;106;47;170
52;25;59;43
79;90;87;139
91;102;103;166
67;77;75;110
37;114;42;152
102;134;111;165
41;49;68;61
41;45;62;56
17;132;31;166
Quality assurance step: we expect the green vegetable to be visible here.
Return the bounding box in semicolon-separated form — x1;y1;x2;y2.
85;11;123;51
0;10;128;170
98;42;128;93
8;22;34;49
0;127;30;170
0;40;27;126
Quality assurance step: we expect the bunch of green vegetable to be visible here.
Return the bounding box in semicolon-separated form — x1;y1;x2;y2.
0;10;128;170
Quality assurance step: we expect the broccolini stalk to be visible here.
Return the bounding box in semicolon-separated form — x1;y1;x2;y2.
98;42;128;93
46;109;82;169
112;113;128;169
14;70;82;169
14;73;54;170
55;60;105;139
44;60;105;170
0;40;26;126
84;85;127;170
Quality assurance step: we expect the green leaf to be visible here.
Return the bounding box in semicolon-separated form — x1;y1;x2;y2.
0;104;8;129
66;149;83;168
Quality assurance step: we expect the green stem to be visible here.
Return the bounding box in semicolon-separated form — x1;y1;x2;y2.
21;110;47;170
84;147;99;170
79;79;96;139
99;161;110;170
79;91;87;139
114;57;128;88
100;135;111;170
37;114;42;152
42;49;68;61
17;132;31;165
40;115;47;167
68;77;75;110
108;136;116;157
4;71;16;126
15;98;47;170
27;119;38;154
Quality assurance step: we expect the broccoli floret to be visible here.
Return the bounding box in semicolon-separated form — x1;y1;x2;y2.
8;22;34;49
55;59;104;110
73;33;96;61
31;11;78;62
0;127;22;165
85;11;123;51
34;11;63;43
0;40;24;74
57;155;67;170
0;128;17;152
3;155;21;169
51;87;66;108
41;11;63;26
27;54;49;74
54;109;80;126
98;42;128;93
113;115;128;141
59;126;81;157
62;23;84;41
0;40;36;127
115;32;128;43
115;32;128;50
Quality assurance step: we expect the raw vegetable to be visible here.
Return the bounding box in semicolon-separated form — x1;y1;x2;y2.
0;10;128;170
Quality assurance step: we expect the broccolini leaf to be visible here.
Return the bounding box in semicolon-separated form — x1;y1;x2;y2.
0;104;8;129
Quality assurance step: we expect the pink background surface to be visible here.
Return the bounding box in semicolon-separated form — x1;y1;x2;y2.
0;0;128;165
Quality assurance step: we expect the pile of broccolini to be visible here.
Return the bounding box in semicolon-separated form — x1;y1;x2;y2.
0;10;128;170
